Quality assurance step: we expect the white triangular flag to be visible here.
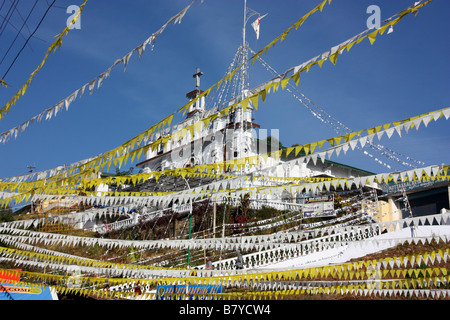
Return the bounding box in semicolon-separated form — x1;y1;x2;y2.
385;127;395;139
443;108;450;120
387;25;394;34
349;139;358;150
88;79;96;94
251;14;268;40
422;115;433;127
359;136;368;148
122;52;133;72
65;93;76;111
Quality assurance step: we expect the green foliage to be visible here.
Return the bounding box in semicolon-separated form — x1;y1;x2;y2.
115;167;134;176
0;206;14;223
248;206;278;220
264;135;283;149
239;193;251;216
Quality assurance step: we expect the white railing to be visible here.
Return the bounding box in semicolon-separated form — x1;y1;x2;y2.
216;197;303;212
201;222;383;271
172;202;192;214
89;198;302;235
91;211;158;234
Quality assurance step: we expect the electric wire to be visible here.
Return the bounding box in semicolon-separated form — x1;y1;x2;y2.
0;0;17;36
2;0;56;80
0;0;38;66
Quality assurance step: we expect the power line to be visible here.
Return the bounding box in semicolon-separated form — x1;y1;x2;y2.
9;0;33;36
0;0;7;12
0;0;16;34
0;0;18;37
2;0;56;80
0;0;38;66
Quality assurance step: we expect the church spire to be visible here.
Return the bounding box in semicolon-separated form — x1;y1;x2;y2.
186;67;205;117
193;67;203;89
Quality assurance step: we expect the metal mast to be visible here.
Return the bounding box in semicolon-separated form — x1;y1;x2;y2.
239;0;251;177
243;0;247;49
240;0;248;99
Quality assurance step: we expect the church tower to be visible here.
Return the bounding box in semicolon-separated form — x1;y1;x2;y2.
186;67;206;118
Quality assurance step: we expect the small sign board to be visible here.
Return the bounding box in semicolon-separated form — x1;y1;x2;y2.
156;284;222;300
303;195;335;218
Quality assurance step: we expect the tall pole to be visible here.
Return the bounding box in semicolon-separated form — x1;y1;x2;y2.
243;0;247;49
188;198;192;266
27;164;36;214
239;0;247;175
242;0;247;98
213;199;216;238
184;179;193;267
219;200;227;263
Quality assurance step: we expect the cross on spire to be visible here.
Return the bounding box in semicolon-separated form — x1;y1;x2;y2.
193;67;203;89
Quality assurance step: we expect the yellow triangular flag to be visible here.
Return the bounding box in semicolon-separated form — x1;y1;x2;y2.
281;77;290;90
259;89;267;103
188;124;195;138
368;30;378;45
319;0;327;11
318;58;326;68
241;98;249;111
291;72;300;87
194;121;203;135
329;52;339;65
345;41;355;52
250;94;259;110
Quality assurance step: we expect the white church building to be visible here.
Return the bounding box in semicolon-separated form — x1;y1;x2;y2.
135;65;373;194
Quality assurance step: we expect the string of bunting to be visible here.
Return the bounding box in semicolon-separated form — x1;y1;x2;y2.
0;191;376;236
0;113;175;188
2;240;448;282
1;243;448;282
0;164;337;198
178;0;431;120
0;0;200;143
1;190;366;234
0;0;326;144
0;0;446;302
253;48;430;171
0;208;448;294
1;244;448;299
0;157;448;210
0;0;88;121
0;0;431;187
2;268;447;299
2;167;450;217
0;0;332;185
176;0;333;116
0;103;448;208
0;170;445;213
1;93;448;194
22;0;441;188
1;211;448;257
38;282;450;300
27;170;450;210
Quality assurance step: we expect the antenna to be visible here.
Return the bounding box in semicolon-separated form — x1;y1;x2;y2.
27;164;36;214
243;0;247;48
240;1;265;96
27;164;36;173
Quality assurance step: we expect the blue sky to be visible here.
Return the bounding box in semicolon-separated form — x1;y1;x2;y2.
0;0;449;180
